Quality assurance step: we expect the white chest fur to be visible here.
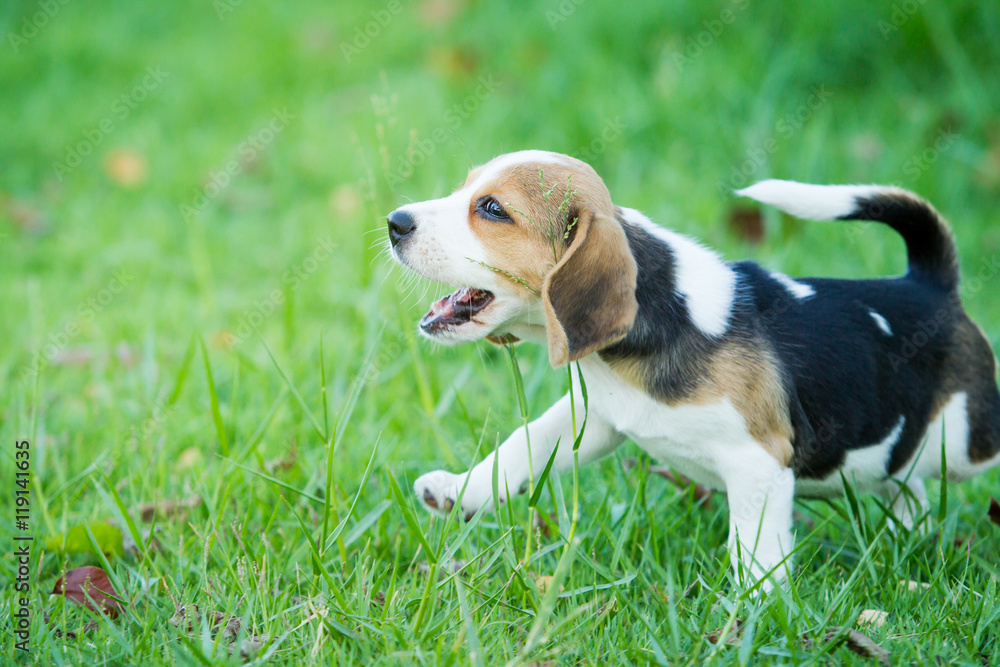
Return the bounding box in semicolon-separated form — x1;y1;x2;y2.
579;357;756;490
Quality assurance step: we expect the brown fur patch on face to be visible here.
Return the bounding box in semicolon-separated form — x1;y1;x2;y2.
465;157;617;294
607;340;794;466
456;155;638;364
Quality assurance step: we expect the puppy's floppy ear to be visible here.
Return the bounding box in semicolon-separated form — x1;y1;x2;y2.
543;208;638;367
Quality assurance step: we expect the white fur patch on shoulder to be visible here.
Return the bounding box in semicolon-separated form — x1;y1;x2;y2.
869;309;892;335
621;208;735;337
737;180;886;220
770;271;815;300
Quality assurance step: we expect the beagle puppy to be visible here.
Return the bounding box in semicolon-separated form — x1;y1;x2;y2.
386;150;1000;588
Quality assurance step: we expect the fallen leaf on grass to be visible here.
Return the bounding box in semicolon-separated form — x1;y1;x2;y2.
857;609;888;627
535;575;565;596
989;497;1000;526
707;618;744;645
48;618;100;639
136;496;201;522
803;627;890;666
902;579;930;592
177;447;204;471
728;207;765;244
170;604;266;659
840;628;891;665
45;522;123;556
104;148;148;187
52;566;126;619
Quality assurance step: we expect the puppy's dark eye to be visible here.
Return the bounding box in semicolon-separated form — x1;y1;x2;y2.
476;196;511;222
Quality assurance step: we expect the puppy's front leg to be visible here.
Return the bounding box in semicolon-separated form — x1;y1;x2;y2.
721;442;796;592
414;391;623;519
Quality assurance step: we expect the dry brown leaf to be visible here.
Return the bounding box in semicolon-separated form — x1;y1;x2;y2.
728;207;765;244
136;496;202;522
840;628;891;665
46;615;99;639
989;497;1000;527
707;618;744;645
535;575;565;596
213;330;237;349
901;579;930;592
170;604;266;658
177;447;203;471
803;626;890;666
104;149;148;187
52;566;126;619
857;609;888;627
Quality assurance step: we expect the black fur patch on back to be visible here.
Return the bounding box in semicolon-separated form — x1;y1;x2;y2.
734;261;960;478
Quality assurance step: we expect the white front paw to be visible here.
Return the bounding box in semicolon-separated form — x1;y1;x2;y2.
413;470;487;520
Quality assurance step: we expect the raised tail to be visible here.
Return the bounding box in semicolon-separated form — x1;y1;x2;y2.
737;180;960;291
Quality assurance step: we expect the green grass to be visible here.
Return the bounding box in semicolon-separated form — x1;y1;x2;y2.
2;0;1000;663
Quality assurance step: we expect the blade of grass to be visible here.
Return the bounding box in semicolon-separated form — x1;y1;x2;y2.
199;336;229;457
221;457;323;503
512;537;580;663
528;437;560;508
234;387;289;462
94;472;148;565
323;434;383;553
387;472;436;562
938;420;948;524
257;333;326;443
342;499;392;548
323;331;383;557
319;332;330;440
455;577;485;667
282;496;350;612
166;335;197;406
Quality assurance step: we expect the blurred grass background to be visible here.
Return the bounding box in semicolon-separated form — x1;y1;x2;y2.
2;0;1000;664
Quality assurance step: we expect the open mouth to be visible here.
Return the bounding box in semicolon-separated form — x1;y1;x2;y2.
419;288;495;334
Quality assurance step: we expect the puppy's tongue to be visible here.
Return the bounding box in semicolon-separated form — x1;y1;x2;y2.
420;288;495;333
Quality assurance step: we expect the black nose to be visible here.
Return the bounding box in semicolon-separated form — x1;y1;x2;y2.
387;210;415;247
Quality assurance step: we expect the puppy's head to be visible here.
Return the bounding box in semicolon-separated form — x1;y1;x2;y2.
388;150;637;366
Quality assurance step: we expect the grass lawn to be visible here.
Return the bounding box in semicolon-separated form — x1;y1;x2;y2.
3;0;1000;663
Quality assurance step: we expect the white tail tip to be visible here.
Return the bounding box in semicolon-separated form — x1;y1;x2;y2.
736;179;887;221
